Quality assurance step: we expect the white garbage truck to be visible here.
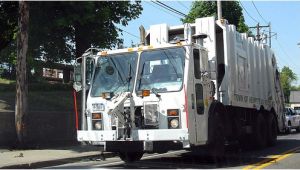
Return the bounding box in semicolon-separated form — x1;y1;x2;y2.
73;17;285;162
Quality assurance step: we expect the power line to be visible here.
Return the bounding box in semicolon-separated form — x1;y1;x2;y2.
251;1;268;25
239;1;299;73
117;27;140;40
275;39;300;69
145;1;181;19
155;1;187;17
239;0;259;23
152;1;187;18
177;1;189;10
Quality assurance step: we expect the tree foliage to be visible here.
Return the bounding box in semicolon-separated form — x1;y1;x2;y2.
182;1;249;33
0;1;142;66
28;1;142;62
280;66;297;102
0;1;18;52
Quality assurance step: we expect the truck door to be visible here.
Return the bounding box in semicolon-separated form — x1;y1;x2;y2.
192;49;207;143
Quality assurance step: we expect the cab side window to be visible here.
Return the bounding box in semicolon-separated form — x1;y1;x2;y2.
193;49;201;79
195;84;204;114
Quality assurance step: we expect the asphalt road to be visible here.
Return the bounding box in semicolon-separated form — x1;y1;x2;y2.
47;131;300;169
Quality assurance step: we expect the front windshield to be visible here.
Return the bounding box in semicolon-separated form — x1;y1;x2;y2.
136;47;185;93
91;52;138;97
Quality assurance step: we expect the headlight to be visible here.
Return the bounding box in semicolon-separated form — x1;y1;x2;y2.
168;118;179;129
144;104;159;126
93;121;102;130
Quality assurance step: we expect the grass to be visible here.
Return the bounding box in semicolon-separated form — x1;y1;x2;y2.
0;91;78;112
0;78;15;84
0;78;78;112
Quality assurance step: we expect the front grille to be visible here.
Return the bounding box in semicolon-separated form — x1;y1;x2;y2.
144;103;159;126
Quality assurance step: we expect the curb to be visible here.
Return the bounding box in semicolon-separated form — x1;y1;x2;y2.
0;152;116;169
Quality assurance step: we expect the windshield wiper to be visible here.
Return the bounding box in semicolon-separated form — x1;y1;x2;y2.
152;88;161;98
127;62;132;91
138;62;146;90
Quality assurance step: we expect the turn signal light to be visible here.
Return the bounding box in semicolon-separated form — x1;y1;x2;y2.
92;113;102;119
102;92;113;99
167;109;179;116
142;89;150;97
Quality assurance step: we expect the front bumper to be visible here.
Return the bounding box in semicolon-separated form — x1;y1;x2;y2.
77;129;189;142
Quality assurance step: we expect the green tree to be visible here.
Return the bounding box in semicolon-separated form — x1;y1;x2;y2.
280;66;297;102
0;1;18;52
29;1;142;62
0;1;142;80
0;1;142;64
291;85;300;91
182;1;249;33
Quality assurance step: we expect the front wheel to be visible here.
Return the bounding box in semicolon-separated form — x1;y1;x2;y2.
208;111;225;166
119;152;143;163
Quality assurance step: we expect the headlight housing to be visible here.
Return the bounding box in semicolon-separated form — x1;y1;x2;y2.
167;109;180;129
92;113;102;130
144;104;159;126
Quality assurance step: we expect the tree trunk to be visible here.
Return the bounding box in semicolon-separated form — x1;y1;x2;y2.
15;1;29;147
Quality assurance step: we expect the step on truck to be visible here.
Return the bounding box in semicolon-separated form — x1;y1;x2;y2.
73;17;285;163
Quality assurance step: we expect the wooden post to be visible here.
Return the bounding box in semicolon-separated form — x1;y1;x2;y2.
15;1;29;146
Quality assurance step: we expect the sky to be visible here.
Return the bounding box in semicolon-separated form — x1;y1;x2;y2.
118;1;300;86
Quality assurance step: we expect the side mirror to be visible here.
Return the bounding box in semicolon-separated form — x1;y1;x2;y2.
73;64;82;92
86;58;94;87
200;49;208;72
208;60;216;80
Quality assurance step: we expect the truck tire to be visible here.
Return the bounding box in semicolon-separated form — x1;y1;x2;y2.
253;113;267;149
119;152;143;163
267;113;277;146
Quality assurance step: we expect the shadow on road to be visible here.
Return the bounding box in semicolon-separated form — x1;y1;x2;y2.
102;138;300;169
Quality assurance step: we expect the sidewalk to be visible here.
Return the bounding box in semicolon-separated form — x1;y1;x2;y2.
0;145;115;169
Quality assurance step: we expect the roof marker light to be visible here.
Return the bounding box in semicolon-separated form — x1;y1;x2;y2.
138;47;143;51
100;51;107;56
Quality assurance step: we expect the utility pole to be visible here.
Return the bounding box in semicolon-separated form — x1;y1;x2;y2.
249;23;273;47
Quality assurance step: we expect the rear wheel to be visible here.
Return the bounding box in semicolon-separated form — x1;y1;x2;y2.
253;113;267;148
267;113;277;146
119;152;143;163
